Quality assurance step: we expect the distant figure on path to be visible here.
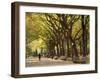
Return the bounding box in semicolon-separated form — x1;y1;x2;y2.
38;53;41;61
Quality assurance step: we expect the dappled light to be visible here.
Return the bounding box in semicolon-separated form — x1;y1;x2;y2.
25;12;90;67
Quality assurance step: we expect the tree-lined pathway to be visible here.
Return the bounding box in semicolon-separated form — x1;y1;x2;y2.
26;56;73;67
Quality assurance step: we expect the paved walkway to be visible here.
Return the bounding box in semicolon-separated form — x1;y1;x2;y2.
26;56;73;67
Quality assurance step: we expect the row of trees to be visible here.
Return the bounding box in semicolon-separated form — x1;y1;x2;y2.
40;13;89;58
26;12;90;63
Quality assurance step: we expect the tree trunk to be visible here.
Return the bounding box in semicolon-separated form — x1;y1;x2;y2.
67;38;70;57
72;41;79;57
57;44;60;57
79;40;82;56
82;15;86;57
62;39;65;56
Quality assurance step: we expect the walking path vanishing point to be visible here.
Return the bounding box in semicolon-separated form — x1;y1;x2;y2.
26;56;73;67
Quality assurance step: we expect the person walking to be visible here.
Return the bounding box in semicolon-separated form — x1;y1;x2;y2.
38;53;41;61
